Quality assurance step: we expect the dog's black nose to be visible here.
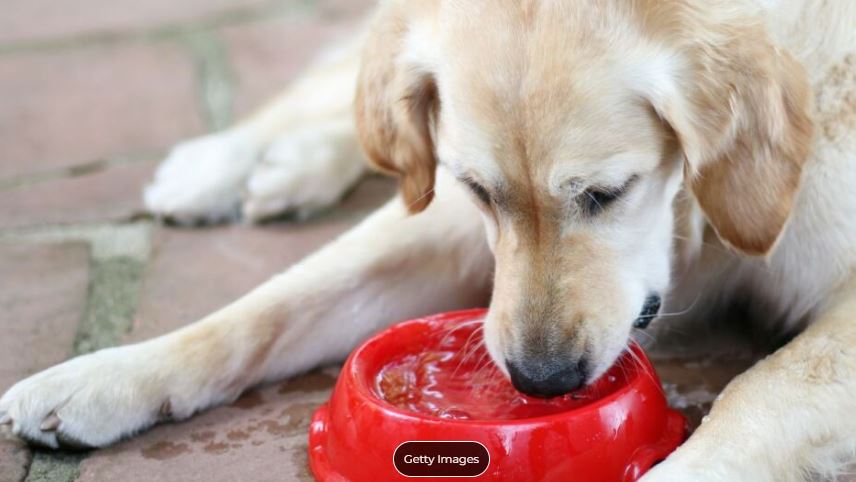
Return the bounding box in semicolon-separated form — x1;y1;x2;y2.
506;357;587;398
633;294;662;329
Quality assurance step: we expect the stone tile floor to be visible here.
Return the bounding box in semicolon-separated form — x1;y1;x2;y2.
0;1;851;481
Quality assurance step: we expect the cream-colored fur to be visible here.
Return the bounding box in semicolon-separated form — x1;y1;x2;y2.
3;1;856;481
144;33;367;223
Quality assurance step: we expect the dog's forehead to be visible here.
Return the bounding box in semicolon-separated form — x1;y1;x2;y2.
436;63;660;189
432;1;661;180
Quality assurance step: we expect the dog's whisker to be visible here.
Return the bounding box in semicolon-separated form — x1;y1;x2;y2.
650;292;703;320
471;351;497;381
631;328;658;344
438;320;484;346
405;187;436;211
622;344;660;394
451;329;487;377
584;190;604;211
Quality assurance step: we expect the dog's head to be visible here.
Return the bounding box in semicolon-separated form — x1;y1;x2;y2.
356;0;812;396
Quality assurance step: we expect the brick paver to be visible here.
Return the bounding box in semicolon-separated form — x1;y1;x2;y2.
0;242;91;482
316;0;376;18
655;357;757;432
78;371;335;482
0;160;155;229
131;222;351;340
0;243;90;394
0;0;274;45
223;13;363;118
0;436;27;482
0;43;203;181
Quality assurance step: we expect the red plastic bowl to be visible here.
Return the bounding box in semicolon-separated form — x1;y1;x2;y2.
309;309;685;482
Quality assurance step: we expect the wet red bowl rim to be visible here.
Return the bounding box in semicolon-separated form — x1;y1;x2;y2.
346;308;661;427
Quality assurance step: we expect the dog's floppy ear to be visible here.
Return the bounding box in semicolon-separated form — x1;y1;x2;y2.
355;4;439;213
650;17;813;255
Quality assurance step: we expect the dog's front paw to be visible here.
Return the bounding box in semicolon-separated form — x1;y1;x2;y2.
639;463;697;482
144;128;261;224
0;345;176;449
640;456;745;482
242;122;365;222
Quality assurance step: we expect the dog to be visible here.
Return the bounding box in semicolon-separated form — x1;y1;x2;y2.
2;0;856;480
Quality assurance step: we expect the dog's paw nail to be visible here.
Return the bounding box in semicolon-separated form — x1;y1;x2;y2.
158;399;173;420
40;412;61;432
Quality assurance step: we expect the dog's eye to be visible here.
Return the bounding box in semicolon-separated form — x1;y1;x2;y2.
582;187;622;215
580;176;637;216
463;178;492;205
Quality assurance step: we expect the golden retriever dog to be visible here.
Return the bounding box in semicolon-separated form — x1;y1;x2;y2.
3;0;856;480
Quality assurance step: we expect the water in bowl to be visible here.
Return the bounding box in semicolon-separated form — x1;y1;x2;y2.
374;320;629;420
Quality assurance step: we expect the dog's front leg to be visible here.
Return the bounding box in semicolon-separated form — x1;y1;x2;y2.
642;276;856;482
0;171;491;449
